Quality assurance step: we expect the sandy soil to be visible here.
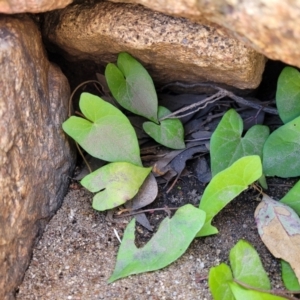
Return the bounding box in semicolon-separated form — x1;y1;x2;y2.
16;174;291;300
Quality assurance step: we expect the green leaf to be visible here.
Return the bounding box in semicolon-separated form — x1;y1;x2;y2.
62;93;142;166
210;109;269;177
105;52;158;123
230;240;270;289
229;282;286;300
263;115;300;177
108;204;206;282
281;260;300;291
258;174;268;190
81;162;151;211
143;106;185;149
209;263;235;300
280;180;300;215
276;66;300;124
197;156;262;237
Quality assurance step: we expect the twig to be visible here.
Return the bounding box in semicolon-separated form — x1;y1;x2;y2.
76;143;92;174
224;90;278;115
68;80;103;117
113;228;122;243
234;279;299;300
268;183;294;187
75;111;85;118
166;173;182;194
115;205;198;218
160;82;278;117
159;91;225;121
67;80;104;174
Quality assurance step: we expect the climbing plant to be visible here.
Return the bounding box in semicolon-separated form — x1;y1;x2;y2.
63;54;300;299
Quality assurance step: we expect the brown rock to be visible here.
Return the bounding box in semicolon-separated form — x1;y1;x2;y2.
0;0;72;14
43;1;266;90
109;0;201;20
196;0;300;69
109;0;300;69
0;15;75;300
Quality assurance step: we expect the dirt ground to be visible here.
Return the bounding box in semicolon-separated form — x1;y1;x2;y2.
16;59;291;299
16;167;293;299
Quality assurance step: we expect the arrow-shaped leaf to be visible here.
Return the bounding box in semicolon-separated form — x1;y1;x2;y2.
197;155;262;237
108;204;206;282
81;162;151;211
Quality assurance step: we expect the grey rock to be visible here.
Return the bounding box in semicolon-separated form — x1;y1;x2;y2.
0;15;76;300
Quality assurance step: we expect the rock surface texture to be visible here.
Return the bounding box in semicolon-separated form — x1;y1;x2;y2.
0;0;72;14
109;0;201;20
110;0;300;69
43;1;266;90
0;15;75;300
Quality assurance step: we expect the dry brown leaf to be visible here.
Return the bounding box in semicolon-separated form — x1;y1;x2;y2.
128;173;158;210
125;173;158;231
255;194;300;282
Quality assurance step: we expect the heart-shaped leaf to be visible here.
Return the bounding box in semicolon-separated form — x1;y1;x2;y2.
62;93;142;166
255;194;300;282
263;115;300;177
105;52;158;123
108;204;206;282
197;155;262;237
81;162;151;211
276;66;300;124
143;106;185;149
211;109;269;177
209;263;235;300
230;240;270;289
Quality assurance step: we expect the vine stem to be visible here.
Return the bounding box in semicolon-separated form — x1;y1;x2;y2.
68;80;103;117
159;91;225;121
68;80;104;174
159;82;278;121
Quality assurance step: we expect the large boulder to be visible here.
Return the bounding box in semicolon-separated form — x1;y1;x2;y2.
196;0;300;68
43;1;266;90
0;14;75;300
109;0;300;69
109;0;201;20
0;0;72;14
